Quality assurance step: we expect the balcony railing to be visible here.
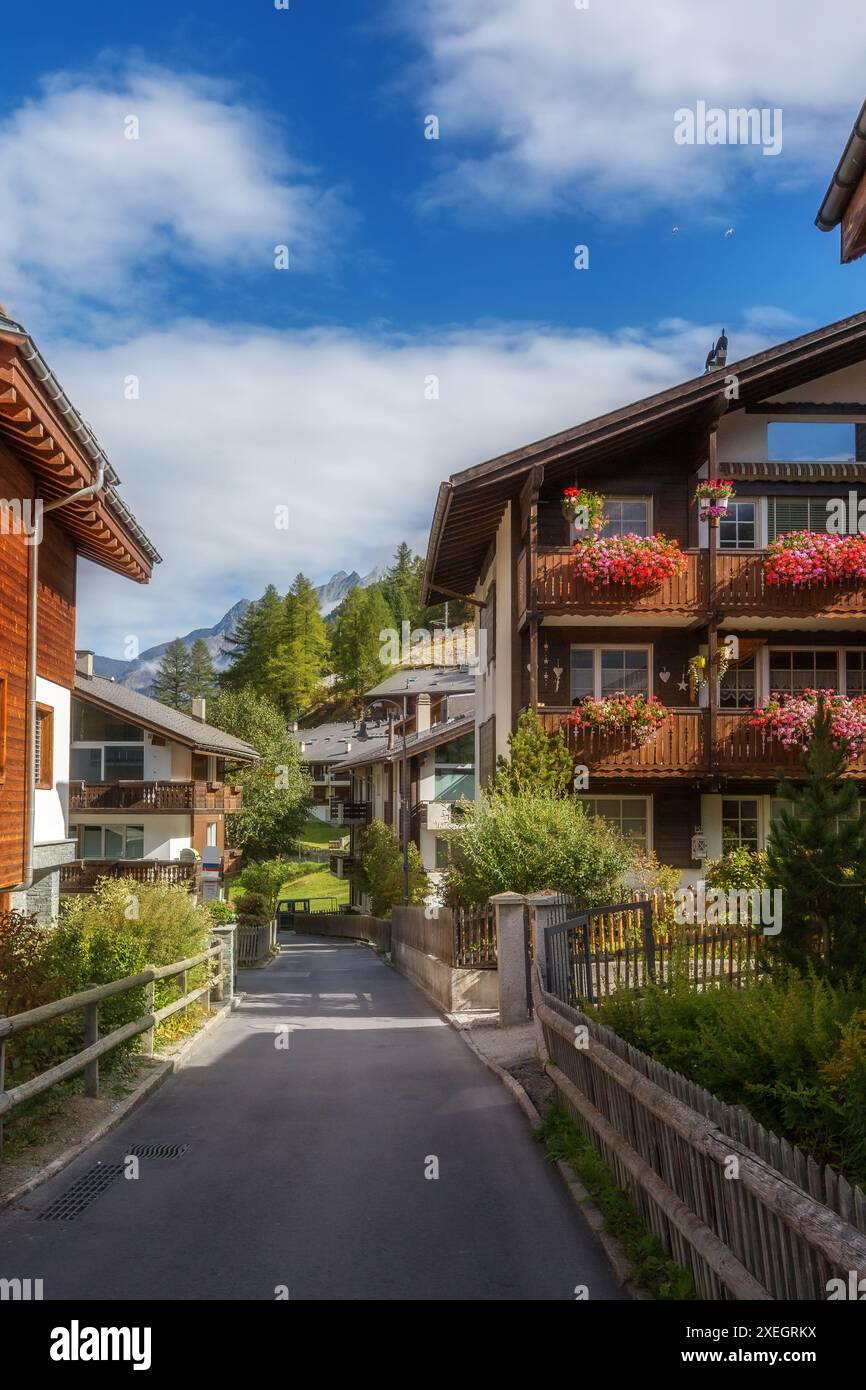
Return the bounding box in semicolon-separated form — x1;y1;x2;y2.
329;799;371;825
60;859;199;892
538;709;706;777
533;547;707;616
715;551;866;617
713;711;866;776
68;781;243;813
539;707;866;779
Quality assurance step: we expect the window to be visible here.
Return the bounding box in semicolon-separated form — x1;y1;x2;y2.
846;651;866;695
435;836;454;870
79;824;145;860
719;656;756;709
72;701;143;742
480;582;496;666
579;797;650;850
570;647;650;704
206;822;218;847
767;497;834;542
70;745;145;781
722;799;760;852
34;704;54;789
600;498;649;538
768;422;855;463
434;732;475;801
769;649;838;696
478;716;496;789
718;500;757;550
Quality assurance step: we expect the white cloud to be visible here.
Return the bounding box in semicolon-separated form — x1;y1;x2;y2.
399;0;866;213
0;65;343;325
64;314;772;653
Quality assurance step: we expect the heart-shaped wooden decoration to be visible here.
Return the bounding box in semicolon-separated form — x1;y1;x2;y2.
659;667;671;683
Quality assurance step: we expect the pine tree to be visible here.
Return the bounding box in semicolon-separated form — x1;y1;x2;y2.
152;638;193;711
494;709;573;797
189;639;217;702
208;687;311;858
331;584;396;701
766;697;866;980
221;585;284;693
380;543;425;632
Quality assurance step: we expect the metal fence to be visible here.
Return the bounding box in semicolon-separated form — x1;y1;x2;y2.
545;900;761;1006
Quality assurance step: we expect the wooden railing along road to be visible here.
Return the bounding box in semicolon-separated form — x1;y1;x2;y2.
60;860;200;892
0;943;225;1154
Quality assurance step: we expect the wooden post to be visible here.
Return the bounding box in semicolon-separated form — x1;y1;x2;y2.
141;970;155;1059
84;986;99;1097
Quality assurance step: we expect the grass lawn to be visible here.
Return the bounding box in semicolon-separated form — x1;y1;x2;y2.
297;817;335;849
280;865;350;909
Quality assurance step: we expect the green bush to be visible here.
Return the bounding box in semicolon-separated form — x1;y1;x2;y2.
595;967;866;1186
444;791;633;907
232;891;271;924
704;846;769;892
206;899;237;925
234;858;309;913
1;881;213;1093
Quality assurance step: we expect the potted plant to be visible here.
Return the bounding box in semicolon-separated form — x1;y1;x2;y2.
562;487;606;534
571;691;669;747
693;479;735;524
764;531;866;588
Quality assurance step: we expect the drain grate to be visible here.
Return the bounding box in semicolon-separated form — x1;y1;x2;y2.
126;1143;189;1160
38;1162;124;1221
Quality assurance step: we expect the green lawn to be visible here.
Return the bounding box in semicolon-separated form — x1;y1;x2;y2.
280;865;350;909
297;817;338;848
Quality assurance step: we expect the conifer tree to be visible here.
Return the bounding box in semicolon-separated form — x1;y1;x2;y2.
221;585;284;693
189;638;217;702
266;573;329;718
152;638;193;710
494;709;573;797
331;584;396;701
766;697;866;980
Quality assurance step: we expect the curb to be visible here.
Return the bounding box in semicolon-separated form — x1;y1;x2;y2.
452;1020;648;1300
0;996;237;1212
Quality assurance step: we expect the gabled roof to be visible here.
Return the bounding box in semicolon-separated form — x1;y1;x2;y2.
423;308;866;600
0;310;160;582
291;720;389;766
74;674;258;760
339;711;475;770
365;667;476;698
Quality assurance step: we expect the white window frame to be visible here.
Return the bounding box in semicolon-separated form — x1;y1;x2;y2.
700;497;768;550
569;644;653;704
570;494;652;542
70;741;146;781
577;794;653;852
766;645;843;699
720;796;763;853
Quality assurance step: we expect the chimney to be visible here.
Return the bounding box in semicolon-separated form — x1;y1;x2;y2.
191;696;206;722
416;693;431;734
76;650;94;679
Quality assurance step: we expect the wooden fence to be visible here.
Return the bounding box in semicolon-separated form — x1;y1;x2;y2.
235;919;278;967
451;904;497;968
534;964;866;1300
0;942;225;1155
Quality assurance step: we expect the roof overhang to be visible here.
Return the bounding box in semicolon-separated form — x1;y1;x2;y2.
73;683;258;760
816;97;866;262
0;318;161;582
423;308;866;601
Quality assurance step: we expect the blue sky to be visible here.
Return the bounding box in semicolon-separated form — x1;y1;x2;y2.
2;0;865;653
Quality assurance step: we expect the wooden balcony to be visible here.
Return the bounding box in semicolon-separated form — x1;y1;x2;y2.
713;711;866;777
527;548;707;619
329;799;371;825
538;709;707;778
68;780;243;813
60;859;199;892
715;552;866;619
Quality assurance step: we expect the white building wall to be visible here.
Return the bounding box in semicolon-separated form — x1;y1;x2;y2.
34;676;71;846
68;812;193;860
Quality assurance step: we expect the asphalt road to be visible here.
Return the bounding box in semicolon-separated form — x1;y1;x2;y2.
0;936;624;1301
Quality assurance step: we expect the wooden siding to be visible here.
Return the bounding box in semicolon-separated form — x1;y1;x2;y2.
540;710;706;777
536;547;706;616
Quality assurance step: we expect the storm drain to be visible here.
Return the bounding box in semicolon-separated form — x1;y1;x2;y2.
37;1163;124;1221
126;1143;189;1160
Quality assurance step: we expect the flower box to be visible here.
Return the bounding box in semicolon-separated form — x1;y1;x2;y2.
764;531;866;588
571;533;688;592
749;689;866;758
571;692;669;747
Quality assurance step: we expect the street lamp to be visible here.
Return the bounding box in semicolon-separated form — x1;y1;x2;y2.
363;693;410;905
